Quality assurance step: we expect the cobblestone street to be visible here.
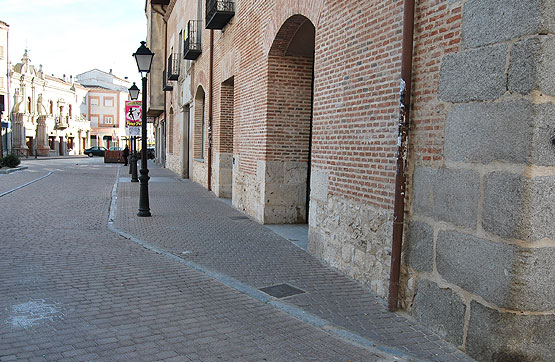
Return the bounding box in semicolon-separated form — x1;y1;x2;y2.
0;158;474;361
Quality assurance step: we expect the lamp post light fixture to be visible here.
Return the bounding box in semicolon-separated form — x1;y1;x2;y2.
133;41;154;217
129;82;140;100
128;82;140;181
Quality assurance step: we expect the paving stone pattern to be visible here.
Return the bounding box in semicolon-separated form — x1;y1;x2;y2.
0;158;398;361
115;162;474;362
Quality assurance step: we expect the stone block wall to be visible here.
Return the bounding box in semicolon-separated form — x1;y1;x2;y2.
405;1;555;360
213;152;232;198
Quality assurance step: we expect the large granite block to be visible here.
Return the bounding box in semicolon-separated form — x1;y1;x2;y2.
404;220;434;272
437;230;555;311
509;36;555;96
531;103;555;166
462;0;555;48
483;172;555;241
437;230;514;306
444;100;533;164
412;279;466;346
439;44;507;102
467;301;555;361
412;166;480;228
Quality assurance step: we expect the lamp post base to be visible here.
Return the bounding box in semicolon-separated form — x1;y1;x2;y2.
131;152;139;182
137;168;151;217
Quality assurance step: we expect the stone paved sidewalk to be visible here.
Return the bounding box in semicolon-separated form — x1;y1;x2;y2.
115;162;475;362
0;158;399;361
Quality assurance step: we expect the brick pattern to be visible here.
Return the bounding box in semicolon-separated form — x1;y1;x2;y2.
410;0;462;166
312;1;403;209
217;78;234;154
266;49;313;162
0;159;388;362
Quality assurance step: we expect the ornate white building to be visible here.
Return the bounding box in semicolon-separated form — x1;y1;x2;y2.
0;21;8;156
9;50;90;156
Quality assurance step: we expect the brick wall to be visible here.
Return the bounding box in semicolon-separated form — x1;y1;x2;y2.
217;78;234;154
266;54;313;163
312;1;403;210
410;1;462;166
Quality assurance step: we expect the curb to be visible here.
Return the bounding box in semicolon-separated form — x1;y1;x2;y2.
0;166;28;174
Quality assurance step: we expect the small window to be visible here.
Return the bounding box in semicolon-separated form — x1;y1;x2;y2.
90;97;99;106
90;115;99;125
28;97;32;113
103;115;113;125
69;104;73;117
49;101;53;114
104;97;114;107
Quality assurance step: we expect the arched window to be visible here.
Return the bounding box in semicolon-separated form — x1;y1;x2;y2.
49;101;53;115
27;97;32;113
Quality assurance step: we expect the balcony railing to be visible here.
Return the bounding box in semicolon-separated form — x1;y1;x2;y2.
184;20;202;60
163;70;173;92
167;53;180;80
206;0;235;29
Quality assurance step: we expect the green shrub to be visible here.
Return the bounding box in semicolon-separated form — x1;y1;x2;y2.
2;153;20;168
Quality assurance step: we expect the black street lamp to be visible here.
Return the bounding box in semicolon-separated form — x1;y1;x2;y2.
133;41;154;217
128;83;140;181
129;82;140;100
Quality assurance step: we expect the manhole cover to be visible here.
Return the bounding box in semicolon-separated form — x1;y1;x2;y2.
229;215;249;221
259;283;305;298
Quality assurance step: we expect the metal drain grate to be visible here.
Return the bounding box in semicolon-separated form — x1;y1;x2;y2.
259;283;306;298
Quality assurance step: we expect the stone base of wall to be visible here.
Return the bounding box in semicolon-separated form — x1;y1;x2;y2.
214;152;233;198
259;160;308;224
191;159;208;189
308;193;393;298
165;153;181;176
233;165;263;223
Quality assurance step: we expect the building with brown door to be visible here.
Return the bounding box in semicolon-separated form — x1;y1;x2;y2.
144;1;555;360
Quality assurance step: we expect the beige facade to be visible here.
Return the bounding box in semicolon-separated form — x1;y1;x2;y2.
9;51;90;157
76;69;133;149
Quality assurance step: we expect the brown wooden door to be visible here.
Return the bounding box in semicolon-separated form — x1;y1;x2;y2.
59;137;63;155
26;137;33;156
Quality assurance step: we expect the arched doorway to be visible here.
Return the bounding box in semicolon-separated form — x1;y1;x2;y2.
264;15;315;224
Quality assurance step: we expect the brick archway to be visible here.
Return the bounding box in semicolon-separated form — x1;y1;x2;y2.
263;15;315;224
261;0;325;56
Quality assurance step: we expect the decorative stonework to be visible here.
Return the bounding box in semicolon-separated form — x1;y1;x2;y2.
309;192;393;298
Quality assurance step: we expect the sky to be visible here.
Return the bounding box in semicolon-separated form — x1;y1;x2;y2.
1;0;147;86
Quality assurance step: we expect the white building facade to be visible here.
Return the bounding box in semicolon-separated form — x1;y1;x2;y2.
9;50;90;157
0;21;9;156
